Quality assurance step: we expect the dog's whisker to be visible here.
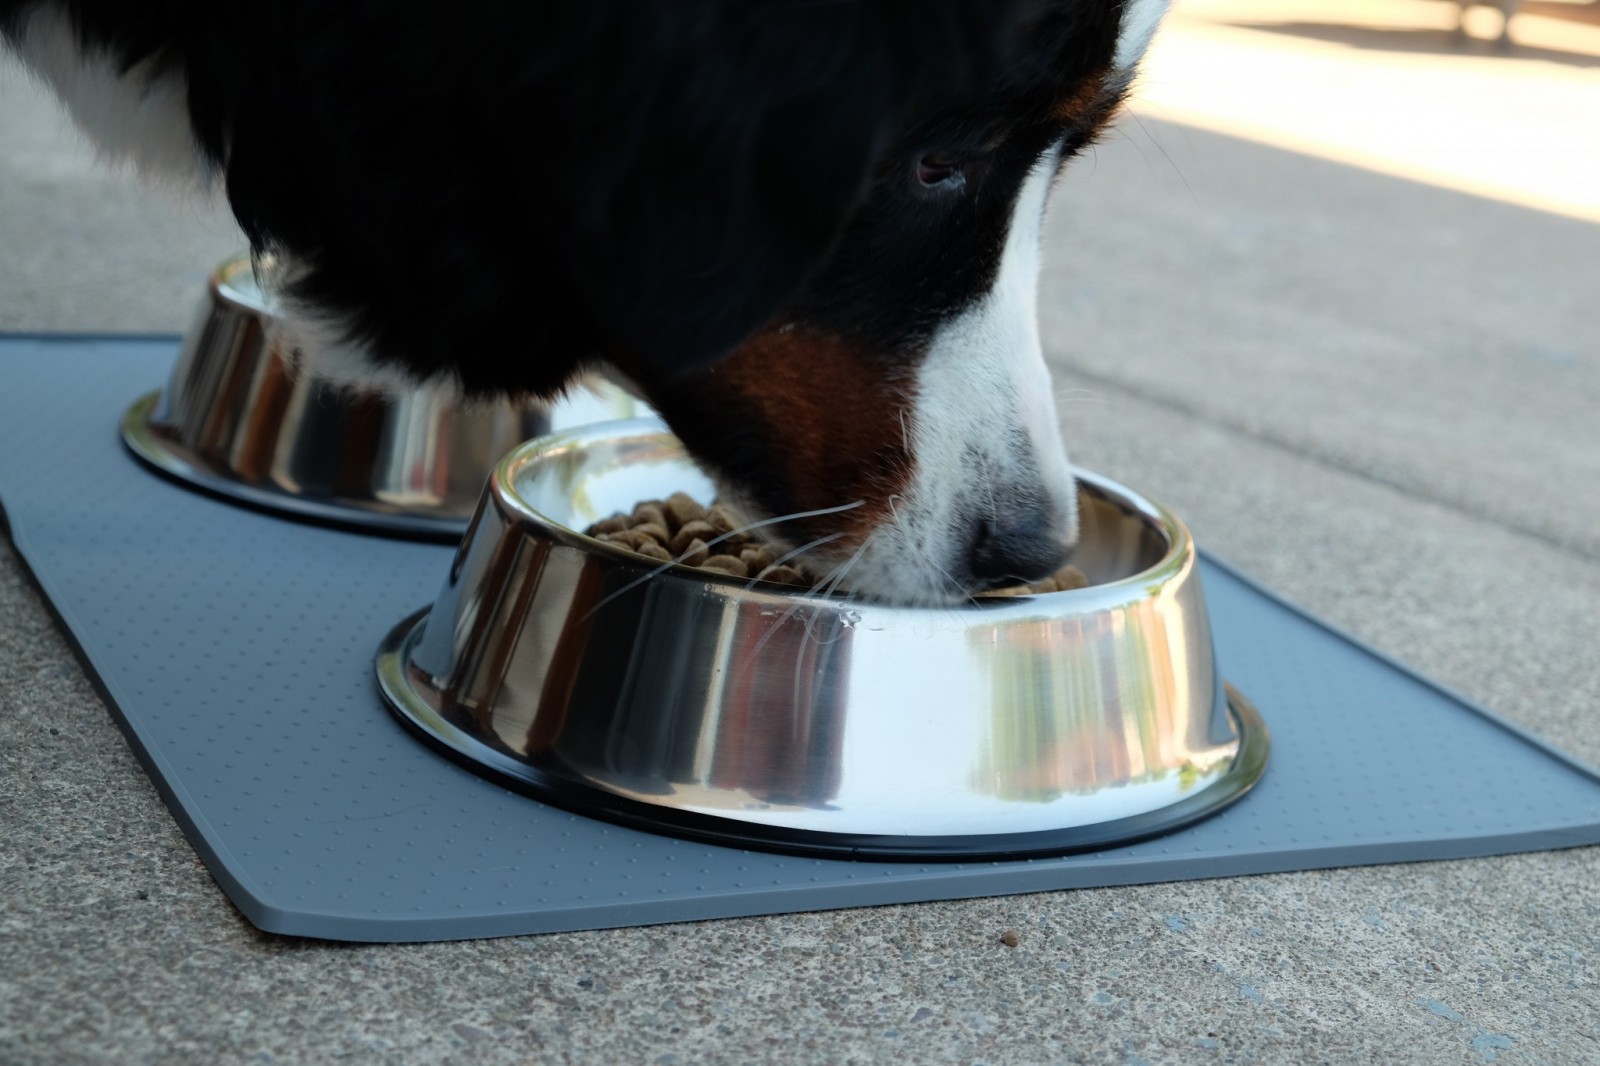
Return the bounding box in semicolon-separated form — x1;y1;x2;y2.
712;499;865;548
807;543;855;596
578;499;864;621
784;534;877;685
1125;108;1200;207
884;493;969;608
923;553;981;611
798;532;876;645
885;492;906;530
738;529;878;668
741;532;845;592
814;533;873;599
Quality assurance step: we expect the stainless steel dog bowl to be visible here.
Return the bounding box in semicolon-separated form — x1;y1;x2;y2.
120;255;647;539
375;421;1268;859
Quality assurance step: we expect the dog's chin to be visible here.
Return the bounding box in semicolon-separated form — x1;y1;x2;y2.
831;570;974;609
820;536;1064;608
776;546;979;607
701;492;1080;607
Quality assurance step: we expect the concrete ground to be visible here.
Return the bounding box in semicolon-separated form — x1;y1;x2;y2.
3;0;1598;1061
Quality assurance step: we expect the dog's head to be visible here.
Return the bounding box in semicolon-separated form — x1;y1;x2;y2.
146;0;1170;603
600;1;1167;604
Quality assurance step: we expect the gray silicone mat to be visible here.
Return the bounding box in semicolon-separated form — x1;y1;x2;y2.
5;335;1600;943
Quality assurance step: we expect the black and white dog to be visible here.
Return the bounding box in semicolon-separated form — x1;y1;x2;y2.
2;0;1169;604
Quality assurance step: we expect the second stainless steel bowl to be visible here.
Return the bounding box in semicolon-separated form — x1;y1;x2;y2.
376;421;1268;859
121;255;646;539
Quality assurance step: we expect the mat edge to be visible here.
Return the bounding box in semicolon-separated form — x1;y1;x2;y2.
250;826;1600;942
0;443;281;933
1198;551;1600;785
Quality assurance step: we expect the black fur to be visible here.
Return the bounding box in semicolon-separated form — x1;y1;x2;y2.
6;3;1126;385
0;0;1128;396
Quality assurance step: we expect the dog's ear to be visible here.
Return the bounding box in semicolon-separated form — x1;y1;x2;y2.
541;1;1041;379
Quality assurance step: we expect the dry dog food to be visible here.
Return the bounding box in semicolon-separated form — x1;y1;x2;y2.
585;493;1088;597
978;562;1088;597
586;493;810;587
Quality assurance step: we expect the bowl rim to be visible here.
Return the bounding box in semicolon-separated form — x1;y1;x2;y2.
210;254;272;315
485;418;1195;609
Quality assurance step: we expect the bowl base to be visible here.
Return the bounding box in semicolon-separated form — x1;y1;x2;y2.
122;390;471;540
375;608;1270;862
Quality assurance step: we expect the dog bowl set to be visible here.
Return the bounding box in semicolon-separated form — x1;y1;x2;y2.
127;258;1269;862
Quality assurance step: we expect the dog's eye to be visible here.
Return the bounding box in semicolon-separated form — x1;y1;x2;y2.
915;154;966;189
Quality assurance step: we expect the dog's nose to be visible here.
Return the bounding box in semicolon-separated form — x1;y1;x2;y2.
967;508;1074;590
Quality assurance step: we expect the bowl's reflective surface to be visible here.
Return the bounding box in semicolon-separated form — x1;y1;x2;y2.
121;255;646;539
377;421;1268;858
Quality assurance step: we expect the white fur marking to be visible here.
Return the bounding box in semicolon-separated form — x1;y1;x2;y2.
836;146;1078;605
247;251;458;398
9;4;212;188
1115;0;1171;70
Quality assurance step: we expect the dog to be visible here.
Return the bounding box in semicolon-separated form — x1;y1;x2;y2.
2;0;1169;605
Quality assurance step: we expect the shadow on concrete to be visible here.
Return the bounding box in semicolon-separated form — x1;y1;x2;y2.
1223;19;1600;68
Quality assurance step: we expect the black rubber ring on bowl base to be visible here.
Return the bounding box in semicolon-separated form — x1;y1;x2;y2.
374;608;1271;863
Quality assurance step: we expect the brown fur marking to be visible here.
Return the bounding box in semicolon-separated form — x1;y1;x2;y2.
697;326;916;548
1053;67;1117;128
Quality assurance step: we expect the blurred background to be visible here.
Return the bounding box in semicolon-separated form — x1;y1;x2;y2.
1037;0;1600;585
1135;0;1600;223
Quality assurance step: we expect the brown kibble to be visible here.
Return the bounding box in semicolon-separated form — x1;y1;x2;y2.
633;540;671;563
632;521;671;547
756;564;807;587
1000;929;1020;948
662;492;706;531
669;520;718;556
700;554;749;577
978;562;1091;598
705;503;741;536
598;528;646;550
591;496;1087;597
678;538;710;568
1052;564;1088;591
588;497;1102;598
739;545;776;572
630;500;665;523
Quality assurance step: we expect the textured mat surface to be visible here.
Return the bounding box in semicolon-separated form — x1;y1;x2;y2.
5;335;1600;943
